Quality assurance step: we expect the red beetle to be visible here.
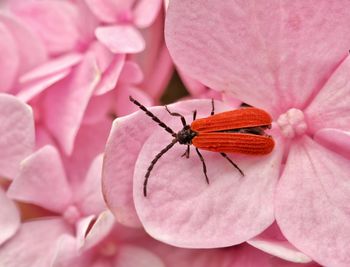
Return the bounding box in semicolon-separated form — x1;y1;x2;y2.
129;96;274;196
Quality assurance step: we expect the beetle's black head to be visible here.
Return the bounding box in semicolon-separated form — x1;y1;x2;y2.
177;125;197;145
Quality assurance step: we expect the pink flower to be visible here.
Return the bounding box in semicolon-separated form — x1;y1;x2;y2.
0;144;105;266
1;0;172;155
102;1;350;266
163;1;350;266
52;211;319;267
0;94;34;246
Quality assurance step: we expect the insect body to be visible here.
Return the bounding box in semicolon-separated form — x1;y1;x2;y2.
129;96;274;197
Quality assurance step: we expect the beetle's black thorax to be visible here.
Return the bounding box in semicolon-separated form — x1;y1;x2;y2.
177;125;197;145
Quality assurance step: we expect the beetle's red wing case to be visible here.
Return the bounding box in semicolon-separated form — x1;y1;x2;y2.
192;133;274;155
191;108;272;133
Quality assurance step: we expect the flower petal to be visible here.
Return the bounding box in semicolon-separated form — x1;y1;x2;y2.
19;53;83;83
82;210;115;250
248;222;312;263
119;60;144;85
8;145;72;213
305;55;350;133
275;136;350;267
0;21;19;92
0;218;70;267
102;99;223;227
314;128;350;160
0;188;20;245
95;54;125;95
114;245;165;267
63;119;111;183
17;68;71;102
134;123;281;247
132;13;173;99
0;94;34;179
11;1;80;55
0;13;47;76
165;1;350;115
44;51;100;155
84;0;135;24
96;25;145;54
76;154;106;216
51;234;84;267
114;86;153;117
133;0;163;28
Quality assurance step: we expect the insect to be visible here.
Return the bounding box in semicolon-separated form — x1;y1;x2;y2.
129;96;274;197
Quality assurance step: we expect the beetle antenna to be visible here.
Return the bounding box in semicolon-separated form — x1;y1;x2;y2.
129;96;176;137
144;139;178;197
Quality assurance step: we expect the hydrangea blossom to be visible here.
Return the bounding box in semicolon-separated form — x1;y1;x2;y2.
102;1;350;266
164;1;350;266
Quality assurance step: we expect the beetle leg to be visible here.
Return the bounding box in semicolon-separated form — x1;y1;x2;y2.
195;148;209;184
210;98;215;116
193;110;197;121
181;145;190;158
220;152;244;176
165;106;187;127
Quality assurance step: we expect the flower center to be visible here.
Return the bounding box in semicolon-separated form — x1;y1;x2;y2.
63;205;81;225
277;108;307;138
117;10;133;24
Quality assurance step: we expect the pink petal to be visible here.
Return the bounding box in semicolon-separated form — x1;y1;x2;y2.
95;25;145;54
82;211;115;250
134;118;281;247
12;1;80;55
95;54;126;95
275;137;350;267
76;154;106;215
35;124;56;149
44;51;100;155
0;21;19;92
0;188;20;245
132;13;173;99
84;0;135;23
83;92;114;124
90;41;115;74
165;1;350;115
133;0;163;28
0;94;34;179
19;53;83;83
114;86;153;117
248;222;312;263
178;70;224;101
17;68;71;102
138;44;173;100
63;119;111;183
51;234;84;267
114;245;165;267
305;55;350;133
0;13;47;76
74;0;99;44
119;60;144;85
314;128;350;160
8;145;72;213
0;218;71;267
